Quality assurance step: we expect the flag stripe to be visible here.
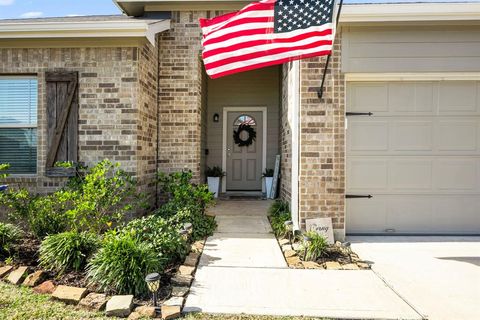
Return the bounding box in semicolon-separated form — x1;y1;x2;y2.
202;29;333;59
204;38;333;65
205;42;332;70
203;23;332;50
200;0;336;78
209;50;331;79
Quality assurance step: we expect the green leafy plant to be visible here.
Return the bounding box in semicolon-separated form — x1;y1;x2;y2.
205;166;225;177
0;163;10;179
39;231;99;274
302;231;328;261
29;195;71;238
268;200;291;237
123;215;188;265
87;231;161;296
262;168;274;178
166;205;217;241
0;223;22;257
268;200;290;216
62;159;144;233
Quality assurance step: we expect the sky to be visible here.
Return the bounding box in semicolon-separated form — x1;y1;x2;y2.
0;0;478;20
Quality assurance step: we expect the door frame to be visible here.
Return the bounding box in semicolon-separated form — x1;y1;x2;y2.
222;106;268;193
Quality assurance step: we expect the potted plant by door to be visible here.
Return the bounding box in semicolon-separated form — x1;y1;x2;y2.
206;166;225;198
262;168;274;199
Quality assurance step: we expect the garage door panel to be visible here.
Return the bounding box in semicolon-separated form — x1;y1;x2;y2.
439;81;478;113
389;160;432;190
347;195;480;234
438;120;478;151
392;121;433;151
348;121;389;151
434;159;479;191
347;80;480;235
348;159;388;190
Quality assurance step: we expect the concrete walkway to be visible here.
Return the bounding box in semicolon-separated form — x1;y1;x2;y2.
351;236;480;320
184;200;422;319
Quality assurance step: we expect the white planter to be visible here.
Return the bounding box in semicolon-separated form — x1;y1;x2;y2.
207;176;221;198
264;177;274;199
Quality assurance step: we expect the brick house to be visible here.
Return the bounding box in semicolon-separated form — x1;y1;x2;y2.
1;1;479;239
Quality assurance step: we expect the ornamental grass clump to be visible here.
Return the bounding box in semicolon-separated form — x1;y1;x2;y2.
268;200;291;237
0;222;22;258
39;231;100;274
87;231;161;297
302;231;328;261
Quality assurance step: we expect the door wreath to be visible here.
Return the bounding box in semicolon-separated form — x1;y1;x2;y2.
233;124;256;147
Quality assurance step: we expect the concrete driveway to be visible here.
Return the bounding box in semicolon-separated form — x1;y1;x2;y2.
350;236;480;320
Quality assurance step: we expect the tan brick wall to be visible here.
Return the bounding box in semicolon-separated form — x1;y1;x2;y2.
0;45;157;200
157;11;207;183
280;63;292;202
298;32;346;238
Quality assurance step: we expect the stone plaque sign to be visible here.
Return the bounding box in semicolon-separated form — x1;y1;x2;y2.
305;218;334;244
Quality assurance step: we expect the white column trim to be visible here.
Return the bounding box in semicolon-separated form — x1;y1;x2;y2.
290;61;300;230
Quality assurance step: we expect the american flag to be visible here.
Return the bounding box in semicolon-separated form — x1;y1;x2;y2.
200;0;337;79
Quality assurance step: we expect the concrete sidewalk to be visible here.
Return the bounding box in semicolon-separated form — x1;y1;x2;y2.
184;201;422;319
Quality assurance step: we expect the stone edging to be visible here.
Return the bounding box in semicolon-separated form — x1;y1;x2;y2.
0;238;208;319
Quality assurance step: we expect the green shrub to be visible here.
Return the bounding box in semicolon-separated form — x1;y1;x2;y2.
167;205;217;241
87;231;161;296
0;223;22;257
39;231;99;274
29;195;71;238
268;200;291;237
302;231;328;261
123;215;187;265
61;160;145;233
268;200;290;217
205;166;225;177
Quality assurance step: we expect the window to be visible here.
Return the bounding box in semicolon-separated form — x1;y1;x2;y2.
0;77;38;174
234;114;256;126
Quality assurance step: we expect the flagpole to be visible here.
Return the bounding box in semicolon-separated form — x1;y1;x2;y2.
317;0;344;99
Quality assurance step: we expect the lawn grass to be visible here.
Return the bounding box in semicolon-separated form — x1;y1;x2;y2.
0;281;325;320
0;282;114;320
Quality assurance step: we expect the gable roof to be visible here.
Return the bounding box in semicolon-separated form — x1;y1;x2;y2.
113;0;480;23
0;15;170;45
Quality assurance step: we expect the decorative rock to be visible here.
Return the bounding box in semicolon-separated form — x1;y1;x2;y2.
302;261;322;269
161;305;181;320
23;270;46;287
281;244;292;252
127;312;142;320
0;265;13;278
350;255;361;263
79;292;108;311
324;261;342;270
178;265;195;276
51;285;88;305
171;286;189;297
292;243;301;251
163;296;184;307
33;280;56;294
7;266;28;285
286;256;301;266
335;241;342;247
357;262;370;269
105;295;134;318
191;240;204;253
171;274;193;287
342;263;359;270
278;238;290;246
183;252;200;267
133;305;157;318
284;250;297;258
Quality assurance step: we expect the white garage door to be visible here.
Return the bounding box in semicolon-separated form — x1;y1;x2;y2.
346;80;480;234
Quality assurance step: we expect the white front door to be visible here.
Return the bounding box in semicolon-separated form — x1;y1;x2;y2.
226;111;263;191
346;80;480;234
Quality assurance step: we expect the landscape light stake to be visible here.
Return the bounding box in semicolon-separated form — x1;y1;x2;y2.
145;273;161;310
184;222;193;236
180;229;189;242
303;235;312;261
284;221;293;243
